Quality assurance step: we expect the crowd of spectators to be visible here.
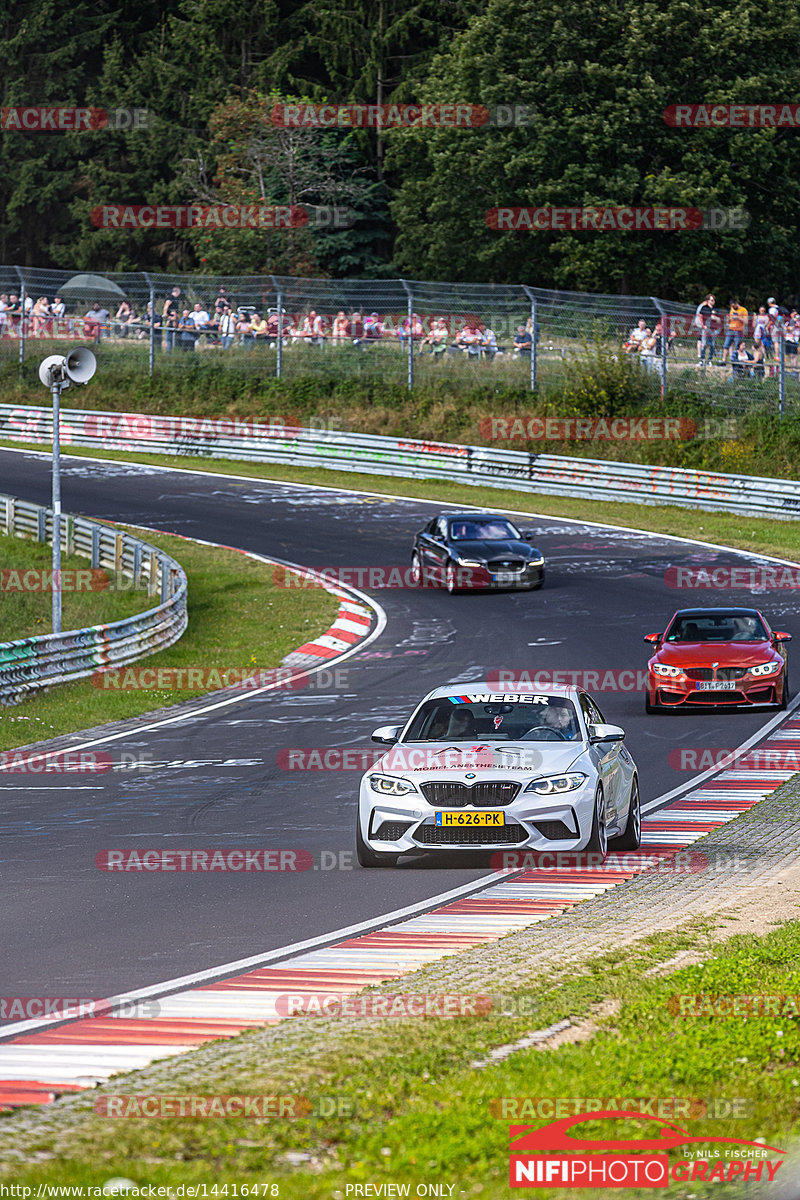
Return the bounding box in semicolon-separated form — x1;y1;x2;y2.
623;293;800;378
0;286;540;360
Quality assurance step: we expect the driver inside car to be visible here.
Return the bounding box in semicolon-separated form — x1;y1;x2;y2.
446;707;478;738
530;703;579;739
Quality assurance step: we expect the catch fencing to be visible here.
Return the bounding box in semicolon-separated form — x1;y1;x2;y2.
0;266;796;414
0;493;188;704
0;405;797;521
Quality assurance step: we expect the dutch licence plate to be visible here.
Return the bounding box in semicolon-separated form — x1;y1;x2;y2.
493;572;517;583
434;811;505;826
696;680;736;690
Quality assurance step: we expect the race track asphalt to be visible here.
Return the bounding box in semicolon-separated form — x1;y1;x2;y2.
0;448;793;1007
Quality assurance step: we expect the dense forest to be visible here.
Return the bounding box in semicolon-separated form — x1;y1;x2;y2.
2;0;800;299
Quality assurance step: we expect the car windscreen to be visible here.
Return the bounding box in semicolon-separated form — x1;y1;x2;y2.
403;695;581;741
665;613;769;643
448;518;520;541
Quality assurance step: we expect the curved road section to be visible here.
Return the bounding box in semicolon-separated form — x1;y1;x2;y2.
0;448;797;1007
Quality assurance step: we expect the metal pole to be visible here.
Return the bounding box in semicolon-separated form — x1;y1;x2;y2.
19;281;26;372
401;280;413;390
143;273;155;377
779;324;786;419
51;378;62;634
276;288;283;379
530;297;537;392
270;277;282;379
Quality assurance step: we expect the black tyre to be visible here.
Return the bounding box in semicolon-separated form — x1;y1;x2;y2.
445;560;461;594
410;551;423;587
645;690;660;714
356;819;398;867
585;786;608;858
779;671;790;710
609;778;641;851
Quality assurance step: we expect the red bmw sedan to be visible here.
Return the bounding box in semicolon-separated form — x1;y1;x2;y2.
644;607;791;712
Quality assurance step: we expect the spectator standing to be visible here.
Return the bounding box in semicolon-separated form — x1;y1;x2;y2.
219;305;237;348
721;297;748;365
162;287;182;352
114;299;133;337
694;293;716;364
250;312;268;342
332;311;348;345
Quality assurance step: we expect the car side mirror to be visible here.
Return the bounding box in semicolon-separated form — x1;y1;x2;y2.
773;631;792;643
589;723;625;744
371;725;401;745
643;633;662;645
519;529;537;541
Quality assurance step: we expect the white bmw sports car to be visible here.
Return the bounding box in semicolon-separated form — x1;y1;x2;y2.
356;683;640;867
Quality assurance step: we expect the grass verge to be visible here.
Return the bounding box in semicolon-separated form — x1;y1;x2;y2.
0;532;150;641
0;525;338;750
1;916;797;1198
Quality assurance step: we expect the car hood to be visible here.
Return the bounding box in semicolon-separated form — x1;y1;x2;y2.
377;741;583;778
448;539;539;560
656;640;778;667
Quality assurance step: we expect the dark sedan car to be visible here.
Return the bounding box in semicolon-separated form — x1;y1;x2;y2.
411;512;545;593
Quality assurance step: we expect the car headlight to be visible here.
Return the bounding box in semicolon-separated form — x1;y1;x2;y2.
368;773;418;796
524;772;587;795
652;663;684;677
749;660;782;676
527;556;545;566
456;557;484;567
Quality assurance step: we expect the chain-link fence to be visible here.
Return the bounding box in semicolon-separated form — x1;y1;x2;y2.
0;265;796;414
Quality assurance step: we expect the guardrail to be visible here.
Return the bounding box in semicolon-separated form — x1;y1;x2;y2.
0;403;798;520
0;491;187;704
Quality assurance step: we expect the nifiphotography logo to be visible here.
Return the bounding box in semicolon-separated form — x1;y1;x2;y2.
508;1111;785;1188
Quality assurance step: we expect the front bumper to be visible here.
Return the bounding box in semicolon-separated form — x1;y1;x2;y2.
358;779;592;854
648;673;783;707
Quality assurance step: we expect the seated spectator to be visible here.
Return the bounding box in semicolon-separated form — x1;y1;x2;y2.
513;324;532;355
455;320;482;353
31;296;51;336
114;300;134;337
250;312;268;341
50;295;66;330
83;302;109;341
136;301;162;341
364;312;383;340
238;312;254;345
178;309;197;350
623;319;648;353
0;293;7;336
190;302;210;331
731;340;754;378
6;294;22;335
482;324;498;359
332;310;349;345
349;311;365;341
418;318;448;355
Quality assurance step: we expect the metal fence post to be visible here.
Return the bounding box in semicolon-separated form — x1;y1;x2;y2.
779;324;786;419
143;272;155;377
521;286;537;391
401;280;414;390
270;277;282;379
16;269;26;372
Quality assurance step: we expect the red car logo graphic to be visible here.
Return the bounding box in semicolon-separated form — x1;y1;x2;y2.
510;1111;785;1155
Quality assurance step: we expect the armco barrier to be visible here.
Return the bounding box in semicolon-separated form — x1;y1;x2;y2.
0;404;799;519
0;493;187;704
